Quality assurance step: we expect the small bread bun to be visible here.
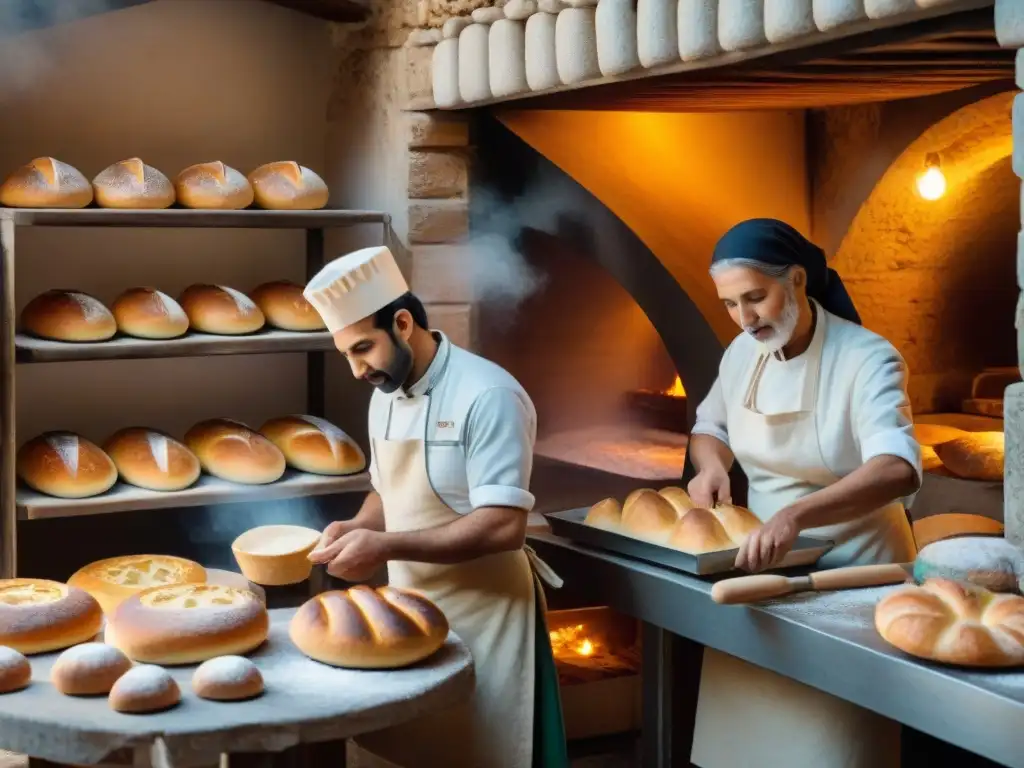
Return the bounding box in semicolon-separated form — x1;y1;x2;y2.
67;555;207;616
0;580;103;654
109;584;269;665
258;415;365;476
706;503;761;542
289;586;448;669
248;161;329;210
667;508;735;554
20;289;117;342
92;158;174;209
192;655;264;701
179;284;266;335
174;162;254;210
102;428;201;492
52;642;132;695
0;647;31;693
111;288;189;340
584;498;622;531
935;432;1004;482
620;490;678;542
108;664;180;713
249;281;326;332
185;418;286;485
17;432;118;499
659;487;696;516
0;157;92;208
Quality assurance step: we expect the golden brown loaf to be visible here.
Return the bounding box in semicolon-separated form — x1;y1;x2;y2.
250;281;327;332
914;423;968;447
17;432;118;499
0;647;31;693
875;578;1024;667
51;642;133;695
659;486;696;516
667;508;736;554
179;284;266;335
192;655;264;701
620;489;679;542
111;288;189;340
184;418;286;485
705;502;761;542
108;664;180;713
289;586;449;669
92;158;175;209
103;428;201;492
0;580;103;654
258;415;366;476
20;289;117;342
0;157;92;208
921;445;944;473
109;583;269;665
67;555;206;616
174;161;254;210
935;432;1004;482
583;498;622;530
248;161;329;210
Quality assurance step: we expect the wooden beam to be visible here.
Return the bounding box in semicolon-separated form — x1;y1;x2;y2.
264;0;371;24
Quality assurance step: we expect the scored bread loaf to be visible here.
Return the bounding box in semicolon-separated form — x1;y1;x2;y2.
249;281;326;332
174;162;254;210
0;647;31;693
0;157;92;208
103;428;201;492
248;161;329;210
934;432;1004;482
667;507;734;554
51;642;133;695
185;418;286;485
17;432;118;499
92;158;175;209
583;498;622;530
179;284;266;335
620;489;678;542
21;289;117;342
68;554;207;616
259;415;365;475
111;287;189;340
659;487;696;516
0;579;103;654
289;586;449;669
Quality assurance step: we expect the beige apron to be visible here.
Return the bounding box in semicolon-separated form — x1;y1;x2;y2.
354;421;562;768
691;314;916;768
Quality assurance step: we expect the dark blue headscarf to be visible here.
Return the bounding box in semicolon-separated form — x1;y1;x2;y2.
711;218;861;326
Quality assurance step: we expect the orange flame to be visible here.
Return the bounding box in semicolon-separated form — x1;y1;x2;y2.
664;376;685;397
549;623;598;658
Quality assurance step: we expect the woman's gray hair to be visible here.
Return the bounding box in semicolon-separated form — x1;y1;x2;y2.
709;257;793;281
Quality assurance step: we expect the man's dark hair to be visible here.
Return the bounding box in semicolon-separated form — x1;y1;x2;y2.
372;292;429;334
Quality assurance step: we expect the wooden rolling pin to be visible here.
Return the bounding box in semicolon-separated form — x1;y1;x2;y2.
711;563;913;604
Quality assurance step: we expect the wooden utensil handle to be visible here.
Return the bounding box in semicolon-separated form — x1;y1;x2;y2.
711;574;803;604
808;563;910;591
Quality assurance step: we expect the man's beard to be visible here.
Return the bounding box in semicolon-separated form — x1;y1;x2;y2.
744;283;800;354
365;333;414;394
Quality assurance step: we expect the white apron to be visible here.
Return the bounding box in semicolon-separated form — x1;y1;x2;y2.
690;313;916;768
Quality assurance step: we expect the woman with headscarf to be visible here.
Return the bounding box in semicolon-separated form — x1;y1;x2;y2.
687;218;920;768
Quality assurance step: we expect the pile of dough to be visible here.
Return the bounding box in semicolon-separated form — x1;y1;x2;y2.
290;585;448;669
52;642;133;695
179;284;266;335
875;578;1024;667
174;161;254;210
92;158;175;209
185;418;286;485
0;647;31;693
68;554;206;615
248;162;329;210
108;664;180;713
111;287;189;340
935;432;1004;482
259;415;365;475
17;432;118;499
250;281;326;332
192;655;264;700
0;579;103;654
21;289;117;342
103;428;201;492
0;157;92;208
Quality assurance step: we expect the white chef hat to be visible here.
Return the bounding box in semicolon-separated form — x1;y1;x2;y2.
303;245;410;333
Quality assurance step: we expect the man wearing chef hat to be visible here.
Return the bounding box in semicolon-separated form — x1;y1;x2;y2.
303;245;569;768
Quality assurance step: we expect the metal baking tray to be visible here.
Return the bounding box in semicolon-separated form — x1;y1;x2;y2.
544;507;834;576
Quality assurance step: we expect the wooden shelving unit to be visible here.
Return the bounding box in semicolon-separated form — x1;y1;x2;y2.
0;206;391;577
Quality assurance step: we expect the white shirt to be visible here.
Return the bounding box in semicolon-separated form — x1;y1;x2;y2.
368;332;538;514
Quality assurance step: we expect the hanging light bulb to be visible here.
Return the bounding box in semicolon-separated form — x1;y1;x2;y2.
916;152;946;201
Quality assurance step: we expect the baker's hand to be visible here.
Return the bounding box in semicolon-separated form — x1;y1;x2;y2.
735;509;799;573
688;468;731;509
308;528;389;582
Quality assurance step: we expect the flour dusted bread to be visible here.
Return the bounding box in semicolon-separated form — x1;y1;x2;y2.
109;583;269;665
584;498;622;530
68;555;206;615
0;157;92;208
17;432;117;499
185;418;286;485
179;284;265;335
103;428;201;492
934;432;1004;482
111;288;189;339
0;579;103;654
21;289;117;342
259;415;365;475
620;489;678;542
192;655;264;701
250;281;326;331
51;642;132;695
290;585;448;669
92;158;174;209
108;665;180;713
248;161;329;210
174;161;254;209
0;647;30;693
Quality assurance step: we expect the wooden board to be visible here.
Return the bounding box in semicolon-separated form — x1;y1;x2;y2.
0;208;386;229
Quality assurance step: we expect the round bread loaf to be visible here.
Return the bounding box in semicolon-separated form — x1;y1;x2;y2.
659;487;696;516
68;555;206;616
0;157;92;208
0;580;103;654
185;418;286;485
705;503;761;542
92;158;174;209
620;490;678;542
249;281;326;332
0;647;31;693
935;432;1004;482
192;655;264;701
52;642;132;695
290;586;448;669
17;432;118;499
109;583;269;665
174;161;254;210
179;284;265;335
258;415;365;475
248;161;329;210
111;288;189;340
667;508;734;554
103;428;201;492
108;664;180;713
21;289;117;342
583;498;622;530
921;445;944;473
914;423;968;447
913;535;1024;593
875;578;1024;667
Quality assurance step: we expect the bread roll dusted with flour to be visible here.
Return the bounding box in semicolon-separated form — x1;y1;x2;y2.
108;665;180;713
620;489;678;542
68;554;206;616
250;281;326;332
92;158;175;209
0;579;103;654
174;162;254;210
185;418;286;485
0;157;92;208
17;432;118;499
0;647;31;693
21;289;117;342
248;162;329;210
179;284;265;335
192;655;264;701
103;428;201;492
935;432;1004;482
259;415;365;475
52;642;133;695
111;288;189;339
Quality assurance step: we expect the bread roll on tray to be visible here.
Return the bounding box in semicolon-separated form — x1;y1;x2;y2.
17;432;117;499
248;161;328;210
0;647;30;693
68;554;206;616
250;280;326;332
259;415;365;475
52;642;133;695
0;157;92;208
0;579;103;654
185;418;286;485
108;664;180;713
179;284;265;335
174;161;254;210
103;428;201;492
92;158;174;209
21;289;117;342
111;287;189;339
192;655;264;701
934;432;1004;482
659;486;696;516
583;498;622;530
914;423;967;447
620;489;678;542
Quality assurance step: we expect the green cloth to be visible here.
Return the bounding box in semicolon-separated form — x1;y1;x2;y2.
533;590;570;768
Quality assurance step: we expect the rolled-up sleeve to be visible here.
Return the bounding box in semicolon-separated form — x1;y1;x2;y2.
464;387;537;512
852;349;922;485
690;376;730;447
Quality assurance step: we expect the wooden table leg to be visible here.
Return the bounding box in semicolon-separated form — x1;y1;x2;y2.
226;739;348;768
640;623;703;768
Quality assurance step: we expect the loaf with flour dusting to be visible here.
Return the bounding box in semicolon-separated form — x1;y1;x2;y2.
21;289;117;342
0;157;92;208
0;579;103;654
179;284;266;335
174;161;254;210
259;415;365;475
17;432;118;499
103;428;201;492
92;158;175;209
0;647;30;693
185;418;286;485
108;664;180;713
68;554;207;615
111;287;189;340
192;655;264;700
248;162;329;210
52;642;132;695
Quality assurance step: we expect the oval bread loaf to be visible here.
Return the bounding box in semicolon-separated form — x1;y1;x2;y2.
0;579;103;654
17;432;118;499
92;158;175;209
914;423;968;447
249;281;326;331
103;428;201;492
179;284;265;335
934;432;1004;482
111;288;189;340
184;418;286;485
67;554;206;616
21;289;117;342
0;157;92;208
248;162;328;210
259;415;365;475
174;162;254;210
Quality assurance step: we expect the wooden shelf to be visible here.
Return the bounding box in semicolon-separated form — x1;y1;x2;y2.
17;470;372;520
16;329;335;363
0;208;387;229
